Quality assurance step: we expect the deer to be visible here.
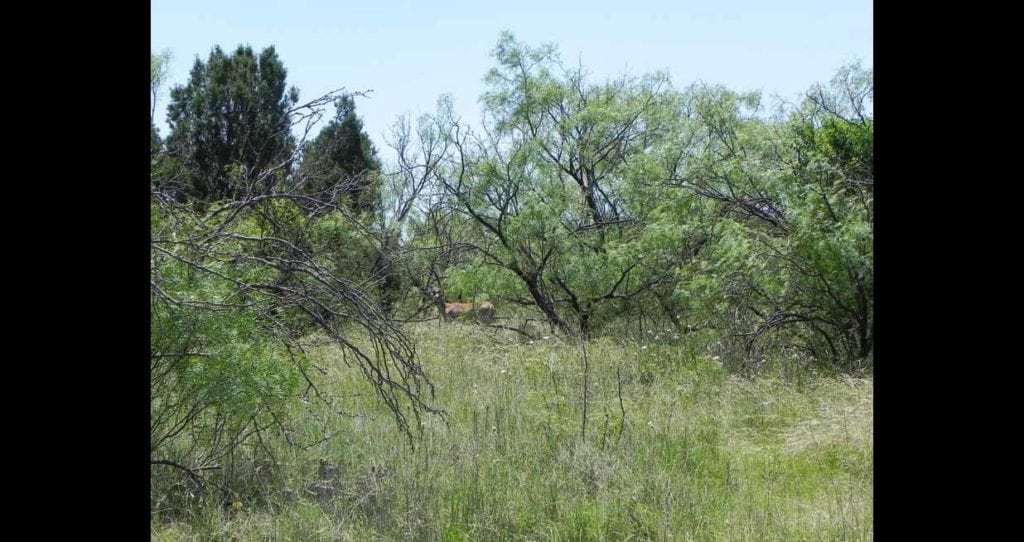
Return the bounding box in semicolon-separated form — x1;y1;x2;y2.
443;301;496;324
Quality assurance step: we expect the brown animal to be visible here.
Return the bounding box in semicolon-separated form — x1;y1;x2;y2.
444;301;496;324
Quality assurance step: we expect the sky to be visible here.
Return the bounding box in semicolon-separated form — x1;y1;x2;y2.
151;0;872;162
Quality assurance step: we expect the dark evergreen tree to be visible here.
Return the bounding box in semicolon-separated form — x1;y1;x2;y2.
297;95;381;215
165;45;299;202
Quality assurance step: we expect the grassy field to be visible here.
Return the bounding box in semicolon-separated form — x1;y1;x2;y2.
152;321;873;541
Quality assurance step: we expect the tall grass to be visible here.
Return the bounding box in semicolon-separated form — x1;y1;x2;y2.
152;322;872;541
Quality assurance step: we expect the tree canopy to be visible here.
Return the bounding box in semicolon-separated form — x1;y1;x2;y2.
165;45;300;202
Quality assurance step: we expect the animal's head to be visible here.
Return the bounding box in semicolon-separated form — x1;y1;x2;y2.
475;301;496;324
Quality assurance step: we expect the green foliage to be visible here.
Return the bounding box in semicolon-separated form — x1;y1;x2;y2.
388;36;872;371
151;182;439;489
672;64;873;370
151;204;307;469
151;121;161;155
296;95;382;215
165;44;300;202
418;33;692;336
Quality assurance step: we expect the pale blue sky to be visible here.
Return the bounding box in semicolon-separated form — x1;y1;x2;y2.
151;0;872;160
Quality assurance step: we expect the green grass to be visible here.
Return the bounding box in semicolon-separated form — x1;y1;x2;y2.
152;322;872;541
